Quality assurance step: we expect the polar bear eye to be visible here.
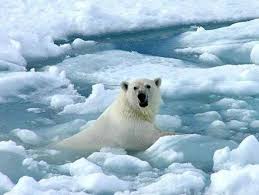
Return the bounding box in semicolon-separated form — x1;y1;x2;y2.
145;84;151;89
134;86;138;90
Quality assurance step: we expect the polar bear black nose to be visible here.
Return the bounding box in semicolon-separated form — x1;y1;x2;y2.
138;93;146;103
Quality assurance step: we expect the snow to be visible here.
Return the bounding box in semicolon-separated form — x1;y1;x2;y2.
2;1;259;194
60;158;102;176
22;158;49;173
52;50;259;101
4;176;88;195
142;134;237;170
199;52;223;66
0;141;25;156
61;84;117;114
213;135;259;171
38;176;82;193
70;39;112;55
77;173;130;194
7;158;129;194
173;18;259;65
0;172;14;193
0;67;81;105
103;155;152;175
50;95;75;110
2;0;259;67
0;32;26;67
11;129;41;145
134;171;205;195
207;165;259;195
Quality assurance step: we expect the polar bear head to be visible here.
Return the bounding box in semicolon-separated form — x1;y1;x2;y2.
120;78;161;115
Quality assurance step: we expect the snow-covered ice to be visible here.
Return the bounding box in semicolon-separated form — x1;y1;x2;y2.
2;0;259;67
213;135;259;171
2;1;259;194
0;140;25;156
171;18;259;65
0;172;14;193
11;129;41;145
207;165;259;195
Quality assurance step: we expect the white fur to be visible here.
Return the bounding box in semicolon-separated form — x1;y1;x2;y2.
55;78;170;152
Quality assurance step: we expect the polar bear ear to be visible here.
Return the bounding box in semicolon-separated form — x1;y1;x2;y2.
154;78;161;87
121;81;129;92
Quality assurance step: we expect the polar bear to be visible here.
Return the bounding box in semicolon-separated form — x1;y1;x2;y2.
55;78;173;152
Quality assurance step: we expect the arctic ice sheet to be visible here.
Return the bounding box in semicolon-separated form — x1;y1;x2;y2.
2;1;259;194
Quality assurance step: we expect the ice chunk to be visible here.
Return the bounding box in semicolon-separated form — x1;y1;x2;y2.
2;0;259;67
0;172;14;193
213;98;248;109
0;60;25;72
0;32;26;67
70;39;114;55
155;115;182;131
222;108;256;122
196;26;205;32
142;134;237;170
135;171;205;195
54;50;191;86
60;158;102;176
67;51;259;98
77;173;130;194
103;155;152;175
87;148;151;175
0;140;25;156
0;67;81;105
26;108;44;114
195;111;221;123
167;163;205;176
207;120;230;139
38;176;82;193
199;52;223;66
22;158;49;173
72;39;96;49
62;84;117;114
87;148;127;167
87;152;115;167
11;129;41;145
209;120;226;130
50;94;75;109
213;135;259;171
5;176;88;195
173;19;259;65
227;120;247;130
207;164;259;195
250;120;259;129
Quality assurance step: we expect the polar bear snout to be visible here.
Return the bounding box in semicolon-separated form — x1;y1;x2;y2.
138;92;148;107
138;93;147;102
